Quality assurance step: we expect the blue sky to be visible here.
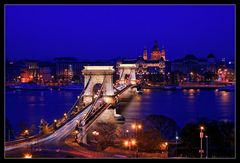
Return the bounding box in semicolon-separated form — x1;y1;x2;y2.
5;4;235;61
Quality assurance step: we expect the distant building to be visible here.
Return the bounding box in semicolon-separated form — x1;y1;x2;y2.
171;54;216;74
39;67;52;82
54;57;114;84
24;60;39;80
171;54;217;82
151;40;166;61
54;57;84;83
6;60;25;83
117;41;167;82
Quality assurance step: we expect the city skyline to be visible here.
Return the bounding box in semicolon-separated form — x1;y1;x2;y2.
5;5;235;61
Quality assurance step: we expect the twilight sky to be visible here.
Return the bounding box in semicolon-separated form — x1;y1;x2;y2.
5;4;235;61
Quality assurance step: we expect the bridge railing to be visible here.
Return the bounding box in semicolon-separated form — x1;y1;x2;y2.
80;76;107;124
46;76;93;132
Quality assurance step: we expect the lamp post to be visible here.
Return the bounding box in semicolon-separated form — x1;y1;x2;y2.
92;131;99;150
176;135;179;157
131;123;142;138
131;123;142;157
199;126;204;158
205;135;208;158
124;139;136;156
74;130;79;141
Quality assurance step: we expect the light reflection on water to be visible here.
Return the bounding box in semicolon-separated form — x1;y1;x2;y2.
119;89;234;128
5;89;235;134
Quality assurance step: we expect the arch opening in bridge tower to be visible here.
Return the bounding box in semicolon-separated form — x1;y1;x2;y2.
118;64;137;85
82;66;115;104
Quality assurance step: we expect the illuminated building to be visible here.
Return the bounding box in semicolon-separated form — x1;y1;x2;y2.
151;40;166;61
143;47;148;60
116;41;167;82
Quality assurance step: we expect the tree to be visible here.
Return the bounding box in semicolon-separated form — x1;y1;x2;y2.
137;127;162;152
145;114;180;140
88;122;118;150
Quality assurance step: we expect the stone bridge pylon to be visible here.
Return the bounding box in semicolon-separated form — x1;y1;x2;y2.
118;64;137;85
82;66;115;104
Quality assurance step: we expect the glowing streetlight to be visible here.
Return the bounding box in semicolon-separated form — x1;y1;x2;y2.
176;135;179;157
123;139;136;150
92;131;99;136
199;125;205;158
23;153;32;158
131;139;136;146
137;124;142;129
124;140;129;147
54;119;57;123
131;124;136;129
24;130;29;135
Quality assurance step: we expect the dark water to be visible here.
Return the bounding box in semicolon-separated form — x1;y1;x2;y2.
6;89;235;135
119;89;235;128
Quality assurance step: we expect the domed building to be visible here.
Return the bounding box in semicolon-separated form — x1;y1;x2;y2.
117;41;168;83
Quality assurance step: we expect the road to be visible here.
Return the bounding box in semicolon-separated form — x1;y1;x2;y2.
5;103;93;151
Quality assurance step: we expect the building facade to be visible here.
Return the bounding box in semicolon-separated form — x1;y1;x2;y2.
117;41;167;83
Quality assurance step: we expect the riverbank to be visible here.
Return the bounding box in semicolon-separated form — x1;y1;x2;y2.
142;84;229;90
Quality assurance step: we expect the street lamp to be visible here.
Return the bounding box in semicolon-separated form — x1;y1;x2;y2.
92;131;100;150
131;123;142;137
64;113;67;119
131;123;142;157
123;139;136;151
205;135;208;158
24;129;29;136
23;153;32;158
54;119;57;129
176;135;179;157
74;130;79;141
199;125;205;158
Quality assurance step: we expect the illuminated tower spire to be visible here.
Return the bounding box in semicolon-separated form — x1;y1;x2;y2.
143;47;148;60
151;40;161;60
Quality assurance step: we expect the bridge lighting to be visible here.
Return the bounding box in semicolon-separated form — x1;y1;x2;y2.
77;96;80;99
23;153;32;158
165;142;168;146
138;124;142;129
64;113;67;117
75;106;78;108
75;130;79;134
54;119;57;123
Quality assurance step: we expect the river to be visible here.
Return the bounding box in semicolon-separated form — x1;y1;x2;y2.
5;88;235;136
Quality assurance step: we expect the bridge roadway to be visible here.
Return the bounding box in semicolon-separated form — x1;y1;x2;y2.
5;83;134;152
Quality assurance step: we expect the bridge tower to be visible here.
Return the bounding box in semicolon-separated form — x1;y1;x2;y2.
82;66;115;104
118;64;137;85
